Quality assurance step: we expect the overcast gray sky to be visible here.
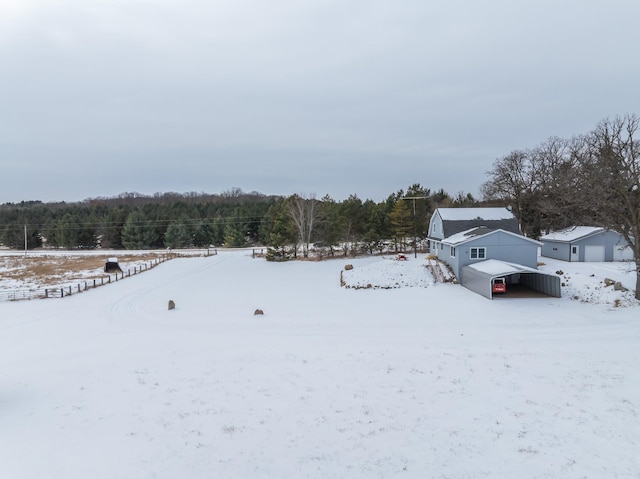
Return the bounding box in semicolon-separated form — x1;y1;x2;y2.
1;0;638;203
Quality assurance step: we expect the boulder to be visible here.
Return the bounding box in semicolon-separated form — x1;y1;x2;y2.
254;309;264;316
168;300;176;310
614;282;628;292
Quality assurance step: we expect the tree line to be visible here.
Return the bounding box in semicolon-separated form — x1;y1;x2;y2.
0;186;478;254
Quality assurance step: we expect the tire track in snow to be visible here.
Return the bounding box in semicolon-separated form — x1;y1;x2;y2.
108;253;235;325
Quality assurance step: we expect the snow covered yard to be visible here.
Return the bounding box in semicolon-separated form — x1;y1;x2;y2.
1;251;639;478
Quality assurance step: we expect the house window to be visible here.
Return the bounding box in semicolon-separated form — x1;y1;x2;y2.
470;247;486;259
450;246;456;257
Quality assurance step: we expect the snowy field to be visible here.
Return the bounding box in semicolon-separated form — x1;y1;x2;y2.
1;250;639;478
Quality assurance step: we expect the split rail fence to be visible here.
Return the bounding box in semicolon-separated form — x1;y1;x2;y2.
44;257;169;299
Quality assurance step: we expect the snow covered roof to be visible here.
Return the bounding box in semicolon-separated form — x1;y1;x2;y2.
444;227;493;245
466;259;539;276
540;226;604;242
442;227;542;246
437;207;515;221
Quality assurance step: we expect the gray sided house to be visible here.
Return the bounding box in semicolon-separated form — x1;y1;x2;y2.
428;207;560;299
428;207;520;243
434;227;541;279
428;207;526;276
540;226;634;262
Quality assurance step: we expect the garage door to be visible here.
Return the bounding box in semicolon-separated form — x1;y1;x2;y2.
584;245;605;262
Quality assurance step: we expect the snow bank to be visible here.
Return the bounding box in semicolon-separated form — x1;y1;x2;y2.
341;256;434;289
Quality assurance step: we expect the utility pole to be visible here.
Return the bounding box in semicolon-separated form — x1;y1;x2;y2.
400;196;428;258
24;224;27;258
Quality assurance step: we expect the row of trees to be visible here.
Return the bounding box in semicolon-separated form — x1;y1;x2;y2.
0;186;479;254
0;191;279;250
264;186;478;260
482;113;640;299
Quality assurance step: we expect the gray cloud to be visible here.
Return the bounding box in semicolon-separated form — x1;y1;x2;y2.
1;0;639;203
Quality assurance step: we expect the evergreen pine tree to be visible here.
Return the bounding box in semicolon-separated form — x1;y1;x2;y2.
121;211;158;249
389;200;413;252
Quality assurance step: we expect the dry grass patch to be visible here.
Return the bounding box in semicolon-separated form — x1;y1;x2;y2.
1;253;163;286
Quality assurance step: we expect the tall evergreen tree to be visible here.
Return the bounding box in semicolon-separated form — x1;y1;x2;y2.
338;194;364;257
264;200;296;261
193;222;214;247
164;215;194;248
314;195;342;258
389;200;413;252
121;211;158;249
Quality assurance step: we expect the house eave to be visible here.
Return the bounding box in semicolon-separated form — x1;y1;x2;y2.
441;229;543;247
540;227;606;243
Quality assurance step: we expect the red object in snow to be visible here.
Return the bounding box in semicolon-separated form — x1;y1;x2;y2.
396;254;407;261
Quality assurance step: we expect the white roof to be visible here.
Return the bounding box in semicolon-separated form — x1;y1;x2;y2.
444;227;487;245
466;259;539;276
540;226;604;242
442;228;542;246
437;207;515;221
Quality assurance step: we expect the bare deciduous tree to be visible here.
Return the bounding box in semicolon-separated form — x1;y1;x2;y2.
534;135;593;232
582;114;640;299
287;194;318;258
481;149;542;236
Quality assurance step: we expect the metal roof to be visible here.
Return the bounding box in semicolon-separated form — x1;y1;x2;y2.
436;207;515;221
540;226;604;243
441;228;543;247
461;260;562;299
465;259;539;278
